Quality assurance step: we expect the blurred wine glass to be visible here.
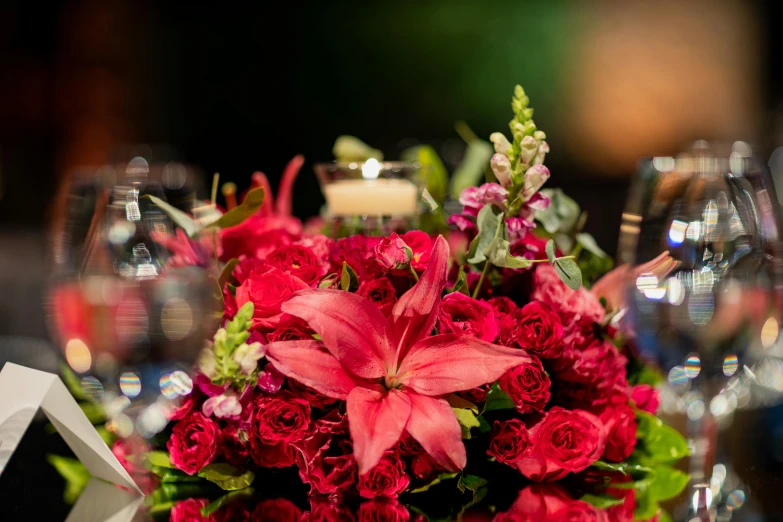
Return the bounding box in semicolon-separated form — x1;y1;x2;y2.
48;157;218;464
619;141;783;521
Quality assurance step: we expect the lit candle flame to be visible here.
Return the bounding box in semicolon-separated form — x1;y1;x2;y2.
361;158;381;180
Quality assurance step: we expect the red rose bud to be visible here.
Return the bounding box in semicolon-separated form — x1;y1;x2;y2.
410;452;440;482
516;301;564;358
438;292;499;342
516;407;605;482
599;404;637;462
488;419;531;466
499;357;551;414
631;384;660;414
358;277;398;316
356;450;410;499
167;413;220;475
220;426;250;466
375;233;413;272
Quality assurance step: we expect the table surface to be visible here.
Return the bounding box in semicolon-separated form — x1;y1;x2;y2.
3;412;783;522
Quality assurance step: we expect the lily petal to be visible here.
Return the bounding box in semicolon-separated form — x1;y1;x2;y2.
389;235;449;361
250;171;274;217
398;334;530;396
265;340;359;399
282;289;396;379
347;387;411;474
404;392;465;471
276;155;305;217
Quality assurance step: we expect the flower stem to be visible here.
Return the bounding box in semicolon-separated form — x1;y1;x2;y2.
472;215;506;299
409;265;419;282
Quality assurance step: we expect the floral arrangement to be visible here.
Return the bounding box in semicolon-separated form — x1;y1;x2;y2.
54;86;688;521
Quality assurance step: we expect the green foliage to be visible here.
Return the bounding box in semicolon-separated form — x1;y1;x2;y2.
553;258;582;290
333;135;383;162
402;144;448;205
198;463;255;491
145;451;174;469
60;363;86;401
448;266;470;295
144;194;200;237
340;262;360;292
451;137;494;199
209;302;259;387
467;204;503;264
452;408;480;439
206;187;265;230
201;488;255;517
218;258;240;288
47;455;90;504
580;493;626;509
482;382;515;412
409;472;460;493
535;188;581;235
486;238;533;269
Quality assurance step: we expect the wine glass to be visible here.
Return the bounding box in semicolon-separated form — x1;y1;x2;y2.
618;141;783;521
48;157;219;469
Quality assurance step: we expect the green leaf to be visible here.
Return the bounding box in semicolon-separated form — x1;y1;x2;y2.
645;424;690;463
482;382;515;412
486;238;533;269
402;145;448;204
576;232;608;258
633;482;660;520
409;472;459;493
198;463;255;491
545;239;556;263
143;195;200;237
445;393;478;413
218;258;240;288
206;187;265;230
201;488;255;517
79;402;105;424
47;455;90;504
146;451;174;469
318;273;339;289
340;262;359;292
333;135;383;162
451;134;494;199
448;266;470;295
649;465;689;501
457;473;488;498
554;258;582;290
467;204;503;264
60;363;86;401
579;493;625;509
477;415;492;433
534;188;581;234
452;408;480;439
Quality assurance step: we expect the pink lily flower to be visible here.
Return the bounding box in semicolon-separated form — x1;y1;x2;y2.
265;236;530;474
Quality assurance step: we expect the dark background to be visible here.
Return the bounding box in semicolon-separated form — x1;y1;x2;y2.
2;1;783;519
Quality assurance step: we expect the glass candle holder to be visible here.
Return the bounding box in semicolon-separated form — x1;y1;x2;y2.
314;160;425;236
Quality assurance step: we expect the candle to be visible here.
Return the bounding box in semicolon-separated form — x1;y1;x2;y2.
324;178;418;216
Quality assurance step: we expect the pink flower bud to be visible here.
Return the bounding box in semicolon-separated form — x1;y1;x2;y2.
375;233;413;271
533;141;549;166
202;391;242;419
519;136;538;165
491;153;512;187
523;165;550;197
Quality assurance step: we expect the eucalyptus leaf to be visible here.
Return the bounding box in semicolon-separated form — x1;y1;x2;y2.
467;205;502;264
333;135;383;162
198;463;255;491
340;262;359;292
218;259;240;288
545;239;556;263
576;232;608;258
205;187;265;230
482;382;515;412
535;188;581;234
554;258;582;290
451;139;494;199
143;195;200;237
486;238;533;269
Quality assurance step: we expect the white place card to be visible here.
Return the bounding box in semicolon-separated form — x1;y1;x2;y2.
0;362;143;495
65;477;144;522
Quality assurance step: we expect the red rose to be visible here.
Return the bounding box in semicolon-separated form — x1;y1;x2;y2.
409;452;441;482
398;431;424;457
250;439;296;468
233;257;265;283
557;501;609;522
488;419;531;465
213;499;252;522
554;339;629;410
265;314;314;343
301;500;356;522
457;383;491;403
499;483;573;520
356;450;410;499
288;378;339;409
330;235;383;280
357;500;411;522
533;264;605;327
167;412;219;475
266;244;324;286
170;498;214;522
499;357;551;414
401;231;433;272
631;385;660;414
358;277;398;316
488;297;519;346
438;292;499;341
599;404;637;462
292;413;357;496
252;395;311;443
251;498;302;522
220;426;250;466
606;485;635;522
516;407;605;482
296;234;334;268
516;302;564;358
221;217;300;261
235;264;309;330
375;233;413;272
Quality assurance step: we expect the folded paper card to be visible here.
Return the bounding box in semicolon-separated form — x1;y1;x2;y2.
0;362;142;495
